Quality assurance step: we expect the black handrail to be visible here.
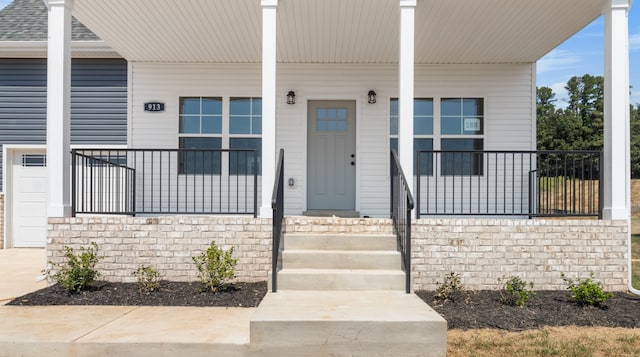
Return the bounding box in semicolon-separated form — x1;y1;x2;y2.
72;148;259;216
271;149;285;293
390;149;414;294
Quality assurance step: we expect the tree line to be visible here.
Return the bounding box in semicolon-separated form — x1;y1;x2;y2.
536;74;640;178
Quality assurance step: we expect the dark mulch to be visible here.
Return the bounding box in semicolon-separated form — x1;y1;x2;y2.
416;290;640;331
9;283;640;332
7;281;267;307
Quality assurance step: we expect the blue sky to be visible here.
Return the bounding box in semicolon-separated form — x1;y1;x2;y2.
537;5;640;107
0;0;638;105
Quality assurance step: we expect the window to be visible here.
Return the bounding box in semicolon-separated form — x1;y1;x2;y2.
390;98;434;175
179;97;223;174
440;98;484;176
229;97;262;175
389;97;484;176
178;97;262;175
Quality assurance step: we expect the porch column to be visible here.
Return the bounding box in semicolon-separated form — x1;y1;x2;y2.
398;0;416;185
602;0;631;220
47;0;73;217
260;0;278;218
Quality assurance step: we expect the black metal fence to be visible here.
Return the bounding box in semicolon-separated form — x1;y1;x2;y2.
72;148;259;216
271;149;285;292
390;150;414;294
416;150;602;218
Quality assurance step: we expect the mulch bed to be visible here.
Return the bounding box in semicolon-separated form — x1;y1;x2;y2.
8;283;640;332
416;290;640;331
7;281;267;307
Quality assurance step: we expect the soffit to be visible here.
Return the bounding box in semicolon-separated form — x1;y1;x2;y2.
72;0;608;64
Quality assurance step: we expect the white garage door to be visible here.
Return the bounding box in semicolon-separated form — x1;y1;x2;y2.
11;150;47;248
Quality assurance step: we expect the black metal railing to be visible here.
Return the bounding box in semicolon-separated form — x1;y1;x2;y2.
415;150;602;218
72;150;136;215
390;150;414;294
271;149;285;293
72;148;259;216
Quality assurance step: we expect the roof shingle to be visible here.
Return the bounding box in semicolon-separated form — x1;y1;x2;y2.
0;0;99;41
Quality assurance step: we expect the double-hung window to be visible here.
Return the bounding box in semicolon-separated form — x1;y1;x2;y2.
440;98;484;176
229;97;262;175
178;97;223;174
178;97;262;175
389;98;434;175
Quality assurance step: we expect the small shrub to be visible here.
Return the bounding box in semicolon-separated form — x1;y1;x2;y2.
192;241;238;292
500;276;535;307
561;272;613;307
435;272;465;302
132;265;160;292
53;242;102;293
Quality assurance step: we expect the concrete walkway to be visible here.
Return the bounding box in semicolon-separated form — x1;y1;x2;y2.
0;248;47;305
0;248;445;356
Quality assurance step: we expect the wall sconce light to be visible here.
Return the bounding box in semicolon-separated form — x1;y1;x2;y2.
368;90;377;104
287;91;296;105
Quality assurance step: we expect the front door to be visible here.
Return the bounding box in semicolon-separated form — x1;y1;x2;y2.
307;100;356;210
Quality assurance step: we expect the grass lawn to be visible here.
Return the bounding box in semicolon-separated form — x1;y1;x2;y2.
448;327;640;357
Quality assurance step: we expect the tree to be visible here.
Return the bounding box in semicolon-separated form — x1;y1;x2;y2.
631;104;640;178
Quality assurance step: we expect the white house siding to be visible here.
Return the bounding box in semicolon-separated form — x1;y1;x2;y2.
131;63;534;217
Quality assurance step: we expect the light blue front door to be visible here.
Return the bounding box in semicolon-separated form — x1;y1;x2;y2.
307;100;356;210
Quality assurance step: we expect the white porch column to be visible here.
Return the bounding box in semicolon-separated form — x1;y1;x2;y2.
602;0;631;220
47;0;73;217
260;0;277;218
398;0;416;186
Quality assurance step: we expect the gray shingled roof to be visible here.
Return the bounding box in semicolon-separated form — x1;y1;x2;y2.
0;0;100;41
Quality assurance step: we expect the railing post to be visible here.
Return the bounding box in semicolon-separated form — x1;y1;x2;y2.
599;151;604;219
71;149;76;217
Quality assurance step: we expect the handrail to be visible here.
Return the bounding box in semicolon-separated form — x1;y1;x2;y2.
271;149;285;293
390;149;414;294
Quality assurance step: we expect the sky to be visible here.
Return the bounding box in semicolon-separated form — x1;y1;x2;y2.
537;4;640;107
0;0;637;106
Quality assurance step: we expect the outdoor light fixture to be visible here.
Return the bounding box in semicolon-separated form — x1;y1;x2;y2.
287;91;296;105
368;90;377;104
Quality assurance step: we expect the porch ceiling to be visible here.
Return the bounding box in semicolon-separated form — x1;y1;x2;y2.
72;0;606;64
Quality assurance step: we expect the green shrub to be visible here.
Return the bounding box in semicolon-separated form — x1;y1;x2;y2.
192;241;238;292
561;272;613;307
435;272;465;302
501;276;535;307
53;242;102;293
132;265;160;292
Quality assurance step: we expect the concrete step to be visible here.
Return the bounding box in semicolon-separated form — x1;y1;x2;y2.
282;249;402;270
271;268;406;291
284;233;397;251
250;290;447;357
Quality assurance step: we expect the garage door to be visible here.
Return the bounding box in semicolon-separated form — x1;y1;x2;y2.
11;150;47;248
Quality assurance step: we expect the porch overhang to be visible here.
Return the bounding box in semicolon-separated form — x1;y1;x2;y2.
70;0;608;64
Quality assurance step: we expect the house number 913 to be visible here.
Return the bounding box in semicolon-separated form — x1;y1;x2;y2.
144;102;165;112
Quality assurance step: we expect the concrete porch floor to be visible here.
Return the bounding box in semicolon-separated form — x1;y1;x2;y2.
0;249;446;356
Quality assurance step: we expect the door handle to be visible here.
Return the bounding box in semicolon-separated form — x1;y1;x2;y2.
350;162;355;166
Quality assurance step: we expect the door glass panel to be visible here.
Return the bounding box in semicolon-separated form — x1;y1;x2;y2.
316;108;347;132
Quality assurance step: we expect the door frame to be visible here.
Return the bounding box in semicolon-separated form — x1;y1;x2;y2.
303;97;361;212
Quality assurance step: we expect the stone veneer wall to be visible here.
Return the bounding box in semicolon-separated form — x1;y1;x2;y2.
0;193;3;248
47;216;272;282
47;216;630;291
411;218;629;292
